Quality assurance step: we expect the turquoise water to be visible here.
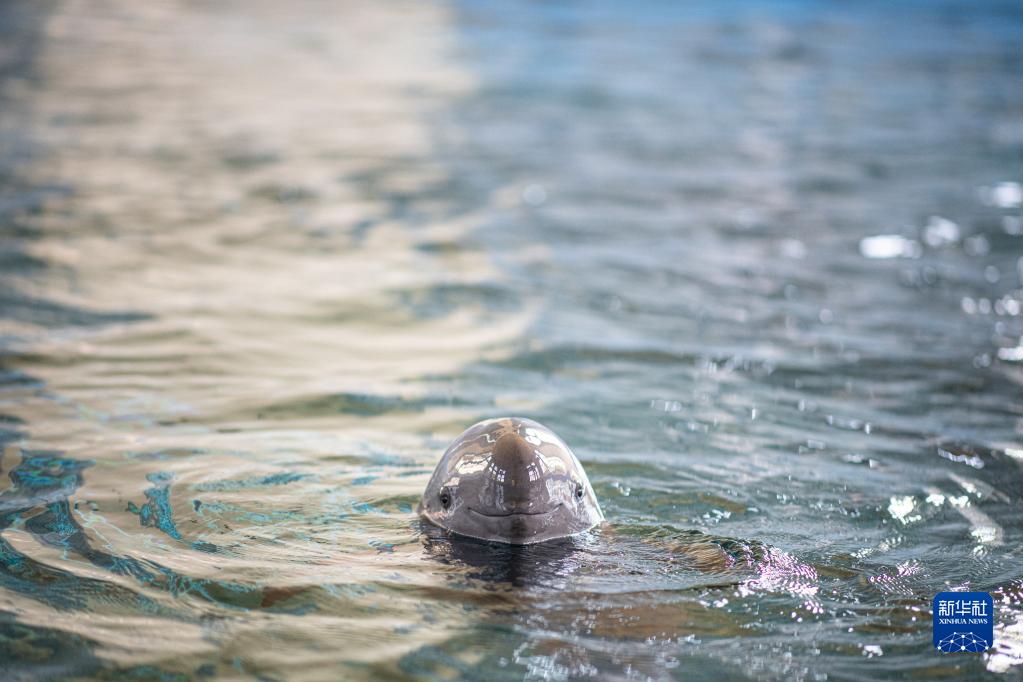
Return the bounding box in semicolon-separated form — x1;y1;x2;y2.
2;0;1023;679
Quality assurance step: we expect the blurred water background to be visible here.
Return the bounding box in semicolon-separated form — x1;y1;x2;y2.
2;0;1023;679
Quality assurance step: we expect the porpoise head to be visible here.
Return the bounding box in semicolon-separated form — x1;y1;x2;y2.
418;417;603;545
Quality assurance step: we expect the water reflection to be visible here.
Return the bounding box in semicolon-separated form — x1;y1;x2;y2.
420;521;590;589
2;0;1023;678
415;522;825;680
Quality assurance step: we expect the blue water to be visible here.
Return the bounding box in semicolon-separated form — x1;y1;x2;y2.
1;0;1023;679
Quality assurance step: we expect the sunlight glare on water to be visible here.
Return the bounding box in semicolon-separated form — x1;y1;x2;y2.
1;0;1023;680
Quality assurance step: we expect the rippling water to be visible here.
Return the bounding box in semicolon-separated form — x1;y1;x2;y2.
2;0;1023;679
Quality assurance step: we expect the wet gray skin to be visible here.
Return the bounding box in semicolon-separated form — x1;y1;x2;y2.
418;418;604;544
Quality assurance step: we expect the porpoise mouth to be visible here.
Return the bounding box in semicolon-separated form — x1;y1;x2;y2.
468;503;562;518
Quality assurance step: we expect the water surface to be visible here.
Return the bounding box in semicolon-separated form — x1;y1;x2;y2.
2;0;1023;679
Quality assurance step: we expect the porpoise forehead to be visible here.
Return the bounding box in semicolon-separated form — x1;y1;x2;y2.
441;417;577;475
492;432;534;469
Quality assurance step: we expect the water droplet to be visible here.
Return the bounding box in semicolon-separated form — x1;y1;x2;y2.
923;216;960;248
859;234;918;259
989;181;1023;209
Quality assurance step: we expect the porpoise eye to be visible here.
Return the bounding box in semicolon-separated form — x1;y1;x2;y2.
574;482;584;499
439;489;452;509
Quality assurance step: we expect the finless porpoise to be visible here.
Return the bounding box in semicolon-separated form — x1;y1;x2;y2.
418;417;603;544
